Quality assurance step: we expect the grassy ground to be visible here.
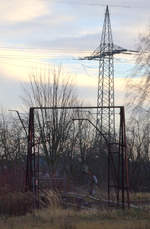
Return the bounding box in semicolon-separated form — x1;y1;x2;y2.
130;192;150;201
0;189;150;229
0;206;150;229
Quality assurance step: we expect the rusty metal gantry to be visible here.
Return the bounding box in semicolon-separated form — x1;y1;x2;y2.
25;106;129;208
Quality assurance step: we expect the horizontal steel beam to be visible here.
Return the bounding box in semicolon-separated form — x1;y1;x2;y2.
29;106;124;110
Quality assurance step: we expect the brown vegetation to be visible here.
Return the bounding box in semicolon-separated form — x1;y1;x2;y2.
0;191;33;216
0;206;150;229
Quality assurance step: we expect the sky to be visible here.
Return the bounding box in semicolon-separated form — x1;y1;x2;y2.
0;0;149;111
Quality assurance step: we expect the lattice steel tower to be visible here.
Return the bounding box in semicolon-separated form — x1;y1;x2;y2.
97;5;115;139
82;6;115;139
81;5;136;140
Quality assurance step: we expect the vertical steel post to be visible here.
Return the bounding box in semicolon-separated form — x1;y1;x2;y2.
108;143;110;203
26;108;34;191
120;107;125;208
37;142;40;208
122;107;130;208
117;118;121;206
119;107;130;208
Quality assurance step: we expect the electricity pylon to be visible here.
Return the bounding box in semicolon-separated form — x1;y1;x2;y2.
83;6;115;139
97;5;114;139
81;5;136;140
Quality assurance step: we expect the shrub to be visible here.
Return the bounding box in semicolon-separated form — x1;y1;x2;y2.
0;191;33;216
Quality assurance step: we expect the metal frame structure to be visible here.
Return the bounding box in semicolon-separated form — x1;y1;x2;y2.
97;5;115;139
25;106;129;209
82;6;115;139
81;5;137;140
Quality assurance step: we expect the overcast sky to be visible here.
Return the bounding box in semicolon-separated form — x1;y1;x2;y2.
0;0;149;111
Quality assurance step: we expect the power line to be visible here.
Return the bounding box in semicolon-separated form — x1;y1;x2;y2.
55;0;131;8
54;0;150;9
0;46;92;52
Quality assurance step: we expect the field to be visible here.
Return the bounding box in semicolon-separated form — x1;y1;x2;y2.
0;191;150;229
0;207;150;229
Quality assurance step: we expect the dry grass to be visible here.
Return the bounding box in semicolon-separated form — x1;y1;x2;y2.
40;190;62;208
0;205;150;229
0;190;150;229
0;191;33;216
87;187;150;205
130;192;150;201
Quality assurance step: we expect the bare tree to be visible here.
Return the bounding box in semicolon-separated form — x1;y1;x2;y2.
22;67;81;175
126;112;150;191
137;28;150;77
0;110;27;165
126;28;150;110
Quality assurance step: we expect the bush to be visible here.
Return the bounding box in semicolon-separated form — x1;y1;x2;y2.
0;191;33;216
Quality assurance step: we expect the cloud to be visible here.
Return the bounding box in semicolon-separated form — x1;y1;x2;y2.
0;0;49;23
0;0;148;53
30;33;99;52
0;48;53;82
0;47;144;110
0;0;149;110
74;76;143;107
0;74;23;110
